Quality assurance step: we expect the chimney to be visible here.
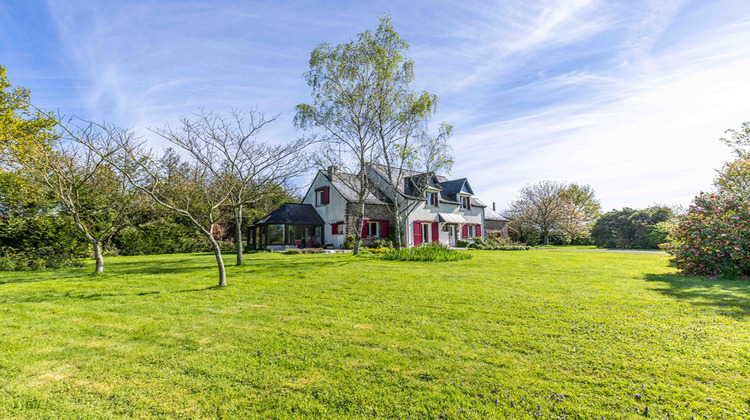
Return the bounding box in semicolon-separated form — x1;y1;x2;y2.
327;165;338;177
493;202;496;211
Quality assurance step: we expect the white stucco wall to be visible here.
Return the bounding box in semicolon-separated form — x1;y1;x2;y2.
404;200;485;247
301;171;348;249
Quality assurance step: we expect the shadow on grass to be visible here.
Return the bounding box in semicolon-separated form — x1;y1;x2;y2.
108;258;202;275
645;273;750;319
1;283;228;304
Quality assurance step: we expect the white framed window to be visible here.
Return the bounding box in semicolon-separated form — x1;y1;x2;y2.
425;191;438;207
367;221;380;238
421;223;431;243
467;225;475;237
460;196;471;210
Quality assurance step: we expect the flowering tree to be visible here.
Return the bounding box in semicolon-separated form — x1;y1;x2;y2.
663;192;749;278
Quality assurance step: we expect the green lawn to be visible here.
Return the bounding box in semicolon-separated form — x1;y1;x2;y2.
1;251;749;419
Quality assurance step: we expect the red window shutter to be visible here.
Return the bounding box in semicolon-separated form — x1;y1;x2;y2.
323;187;330;205
432;222;439;243
413;221;422;246
332;223;338;235
361;220;368;238
381;220;389;238
462;225;468;237
475;224;481;237
467;198;471;210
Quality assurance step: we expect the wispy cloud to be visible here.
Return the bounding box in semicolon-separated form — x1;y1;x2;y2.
3;0;749;210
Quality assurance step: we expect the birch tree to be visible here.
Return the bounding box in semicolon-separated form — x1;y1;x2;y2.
295;16;404;254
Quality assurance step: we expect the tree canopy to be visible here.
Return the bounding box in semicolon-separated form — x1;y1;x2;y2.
0;65;57;162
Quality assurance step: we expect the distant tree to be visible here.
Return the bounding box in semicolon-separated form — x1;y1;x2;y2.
506;181;567;245
714;122;750;198
152;110;313;266
559;183;601;244
296;15;425;254
0;169;88;261
714;158;750;198
589;206;675;249
720;121;750;159
0;65;57;163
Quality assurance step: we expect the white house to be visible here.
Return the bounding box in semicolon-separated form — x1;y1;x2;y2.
251;164;492;249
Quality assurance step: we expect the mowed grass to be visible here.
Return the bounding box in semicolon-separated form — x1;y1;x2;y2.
1;251;749;419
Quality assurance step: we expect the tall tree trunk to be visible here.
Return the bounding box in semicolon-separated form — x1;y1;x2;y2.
73;218;104;274
353;200;365;255
207;235;227;287
92;239;104;274
392;203;402;250
235;205;243;266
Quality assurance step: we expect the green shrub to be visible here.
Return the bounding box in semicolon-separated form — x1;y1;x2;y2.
468;237;530;250
590;206;675;249
368;238;393;249
283;248;322;255
456;239;469;248
219;241;237;253
0;247;83;271
377;242;471;262
343;235;355;250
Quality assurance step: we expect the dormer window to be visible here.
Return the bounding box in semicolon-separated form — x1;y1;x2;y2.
460;196;471;210
425;191;438;207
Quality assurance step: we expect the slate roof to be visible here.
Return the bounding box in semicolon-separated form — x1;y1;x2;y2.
369;164;479;206
323;170;392;205
256;203;324;225
470;197;487;208
484;207;510;222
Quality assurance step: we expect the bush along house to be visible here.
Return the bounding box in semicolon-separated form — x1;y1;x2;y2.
251;164;499;250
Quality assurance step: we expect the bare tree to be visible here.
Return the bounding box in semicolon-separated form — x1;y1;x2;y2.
18;121;139;273
374;123;454;249
506;181;567;245
153;110;314;265
74;123;232;286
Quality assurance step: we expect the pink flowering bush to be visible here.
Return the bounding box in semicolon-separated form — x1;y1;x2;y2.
662;193;749;278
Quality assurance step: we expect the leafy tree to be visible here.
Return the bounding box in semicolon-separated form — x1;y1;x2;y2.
296;15;423;254
0;65;56;162
0;170;88;263
720;121;750;159
559;183;601;244
714;158;750;198
589;206;675;249
714;122;750;199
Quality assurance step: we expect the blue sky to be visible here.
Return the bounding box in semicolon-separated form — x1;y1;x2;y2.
2;0;750;211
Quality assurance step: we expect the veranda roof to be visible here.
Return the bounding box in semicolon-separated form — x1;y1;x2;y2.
438;213;467;224
255;203;324;225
